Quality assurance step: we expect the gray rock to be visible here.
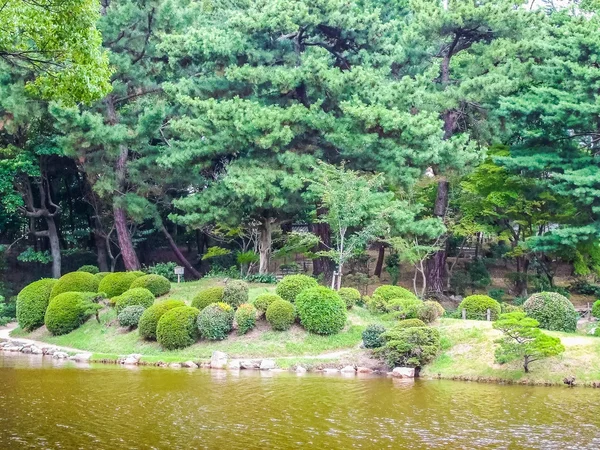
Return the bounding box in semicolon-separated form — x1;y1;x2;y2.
210;351;228;369
357;366;373;374
340;365;356;374
53;352;69;359
392;367;415;378
169;363;182;368
30;346;43;355
70;353;91;362
6;346;22;352
228;360;241;370
182;361;199;369
296;365;307;374
21;347;32;354
323;368;339;374
240;360;260;369
259;359;276;370
123;354;142;365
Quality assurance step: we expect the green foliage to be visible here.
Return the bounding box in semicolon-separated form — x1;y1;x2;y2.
276;275;318;303
244;273;277;284
295;287;347;335
17;248;52;264
501;303;523;314
95;273;110;282
77;265;99;274
362;324;387;349
266;299;296;331
458;295;501;321
493;312;565;373
523;292;578;333
223;280;249;308
488;289;506;302
156;306;200;350
44;292;100;336
16;278;57;331
50;272;100;300
369;285;418;313
197;302;234;340
117;305;146;329
338;287;361;309
138;300;186;341
234;304;257;335
393;319;427;329
202;246;232;261
387;297;423;320
417;301;445;324
130;274;171;297
592;300;600;320
385;253;401;286
377;327;441;368
114;288;155;315
144;262;178;282
191;287;225;311
253;293;283;315
467;259;492;290
98;272;139;299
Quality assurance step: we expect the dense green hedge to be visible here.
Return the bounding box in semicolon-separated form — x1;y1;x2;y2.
295;286;346;335
377;326;441;368
98;272;140;298
393;318;427;329
523;292;578;332
368;285;417;313
77;265;99;274
387;297;423;319
114;288;155;314
130;274;171;297
276;274;318;302
362;324;387;349
138;299;186;340
44;292;100;336
192;287;224;311
223;280;249;307
197;302;234;340
118;305;146;329
50;272;99;300
253;293;282;314
591;300;600;319
156;306;200;349
338;287;360;309
266;299;296;331
418;301;445;323
16;278;57;331
458;295;501;320
95;272;110;282
235;303;257;335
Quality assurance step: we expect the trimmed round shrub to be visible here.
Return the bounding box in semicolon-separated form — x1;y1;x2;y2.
393;318;427;329
118;305;146;329
369;285;417;313
223;280;249;307
592;300;600;319
295;286;347;335
235;303;257;335
44;292;97;336
338;287;360;309
362;324;387;349
276;274;318;302
16;278;57;331
130;274;171;297
98;272;139;299
253;293;283;314
378;326;441;368
501;303;523;314
50;272;100;300
192;287;224;311
523;292;578;332
77;265;99;274
387;297;423;319
156;306;200;349
197;302;234;340
458;295;501;321
138;299;186;340
114;288;155;314
418;300;445;323
95;272;110;282
266;299;296;331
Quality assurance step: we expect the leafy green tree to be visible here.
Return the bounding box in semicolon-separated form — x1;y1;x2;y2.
0;0;111;103
493;312;565;373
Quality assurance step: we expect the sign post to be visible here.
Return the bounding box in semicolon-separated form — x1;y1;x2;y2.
174;266;185;283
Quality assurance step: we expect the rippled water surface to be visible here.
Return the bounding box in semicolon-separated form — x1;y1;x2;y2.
1;353;599;449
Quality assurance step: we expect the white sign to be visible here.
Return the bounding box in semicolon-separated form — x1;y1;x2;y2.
174;266;185;275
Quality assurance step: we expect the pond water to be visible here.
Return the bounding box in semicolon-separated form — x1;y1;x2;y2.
1;353;599;449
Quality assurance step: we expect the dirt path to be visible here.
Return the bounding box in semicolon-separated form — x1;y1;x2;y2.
0;323;92;355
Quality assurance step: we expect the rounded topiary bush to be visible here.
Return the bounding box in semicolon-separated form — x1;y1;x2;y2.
592;300;600;319
138;299;186;340
393;318;427;329
223;280;249;308
338;287;361;309
50;272;100;300
276;274;318;303
118;305;146;329
129;274;171;297
295;286;347;335
362;324;387;349
458;295;501;321
114;288;155;314
235;303;257;335
156;306;200;350
197;302;234;340
253;293;283;314
16;278;57;331
44;292;97;336
418;300;445;323
523;292;578;332
266;299;296;331
95;272;110;282
98;272;139;298
191;287;224;311
77;265;99;274
387;297;423;319
369;285;417;313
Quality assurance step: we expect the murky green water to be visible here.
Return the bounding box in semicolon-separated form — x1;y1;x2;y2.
1;353;599;449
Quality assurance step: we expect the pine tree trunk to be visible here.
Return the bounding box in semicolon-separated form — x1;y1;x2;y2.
113;204;140;270
374;243;385;277
258;219;273;274
311;207;334;283
46;216;62;278
425;180;450;294
95;229;109;272
161;224;201;279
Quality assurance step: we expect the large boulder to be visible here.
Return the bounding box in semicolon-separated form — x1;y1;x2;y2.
210;351;228;369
